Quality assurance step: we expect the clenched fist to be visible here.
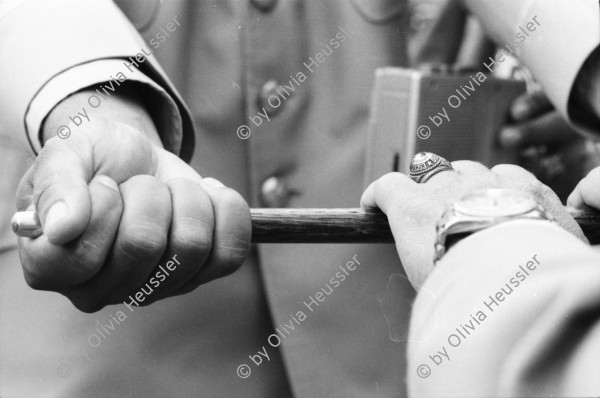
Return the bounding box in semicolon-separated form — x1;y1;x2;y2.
16;88;251;312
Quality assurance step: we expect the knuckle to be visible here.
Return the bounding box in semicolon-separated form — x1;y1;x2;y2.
171;219;213;258
125;174;159;187
586;167;600;182
491;163;516;174
493;164;545;195
74;238;106;276
118;223;168;261
452;160;481;168
492;164;535;180
530;180;554;201
217;187;247;210
214;237;249;275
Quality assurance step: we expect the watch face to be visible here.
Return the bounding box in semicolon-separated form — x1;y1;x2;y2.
454;189;538;218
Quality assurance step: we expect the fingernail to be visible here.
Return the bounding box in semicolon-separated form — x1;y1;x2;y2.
45;202;69;232
499;128;523;148
202;178;226;188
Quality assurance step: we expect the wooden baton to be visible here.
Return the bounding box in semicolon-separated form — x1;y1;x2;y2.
11;206;600;245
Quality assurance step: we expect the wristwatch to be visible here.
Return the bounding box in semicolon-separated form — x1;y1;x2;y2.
434;188;555;263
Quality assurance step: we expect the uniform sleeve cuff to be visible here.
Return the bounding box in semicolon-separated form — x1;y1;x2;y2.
25;59;183;156
436;219;583;273
567;44;600;139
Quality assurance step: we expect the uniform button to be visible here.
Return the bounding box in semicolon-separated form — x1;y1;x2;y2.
251;0;277;12
258;79;291;118
260;176;298;208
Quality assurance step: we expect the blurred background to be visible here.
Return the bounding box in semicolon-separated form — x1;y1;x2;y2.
406;0;600;201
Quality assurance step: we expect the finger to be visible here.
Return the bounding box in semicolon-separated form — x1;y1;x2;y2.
420;166;460;184
492;163;554;207
19;175;123;290
68;175;171;312
491;164;539;187
139;177;215;303
361;172;439;283
567;167;600;209
510;91;553;122
450;160;489;176
499;112;581;149
174;178;251;291
406;160;480;187
492;164;585;241
360;173;415;213
24;137;93;245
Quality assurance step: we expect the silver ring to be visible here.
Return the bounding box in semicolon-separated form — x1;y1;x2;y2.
409;152;454;183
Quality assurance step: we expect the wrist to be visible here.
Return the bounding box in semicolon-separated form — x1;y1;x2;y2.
41;84;163;147
434;189;555;263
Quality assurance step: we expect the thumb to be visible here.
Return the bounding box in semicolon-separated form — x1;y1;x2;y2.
17;119;160;245
17;136;93;245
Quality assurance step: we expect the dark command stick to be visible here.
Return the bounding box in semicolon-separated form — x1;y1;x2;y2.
11;207;600;245
249;207;600;244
